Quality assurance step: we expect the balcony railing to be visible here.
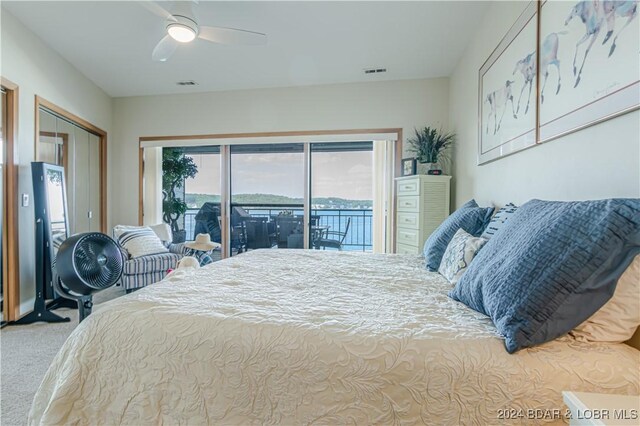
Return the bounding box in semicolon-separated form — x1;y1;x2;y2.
183;204;373;251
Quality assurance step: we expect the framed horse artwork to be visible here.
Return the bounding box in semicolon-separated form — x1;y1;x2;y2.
538;0;640;142
478;1;538;165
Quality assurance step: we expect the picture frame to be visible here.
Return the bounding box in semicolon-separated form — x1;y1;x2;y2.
478;1;538;165
537;0;639;143
401;158;416;176
478;0;639;164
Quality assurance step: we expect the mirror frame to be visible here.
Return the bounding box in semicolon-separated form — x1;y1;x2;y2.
32;162;69;297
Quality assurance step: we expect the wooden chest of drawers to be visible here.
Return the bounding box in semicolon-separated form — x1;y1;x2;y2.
395;175;451;254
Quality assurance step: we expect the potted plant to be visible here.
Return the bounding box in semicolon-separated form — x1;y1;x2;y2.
162;148;198;243
407;127;455;174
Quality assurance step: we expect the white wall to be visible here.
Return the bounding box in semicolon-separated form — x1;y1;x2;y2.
449;1;640;208
111;78;450;227
1;9;112;314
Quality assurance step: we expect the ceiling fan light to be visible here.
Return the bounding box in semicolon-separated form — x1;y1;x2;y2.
168;24;196;43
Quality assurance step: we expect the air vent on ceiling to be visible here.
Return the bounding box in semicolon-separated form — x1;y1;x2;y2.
364;68;387;75
176;80;198;86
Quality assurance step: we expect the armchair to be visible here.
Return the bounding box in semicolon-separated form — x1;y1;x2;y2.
115;224;186;292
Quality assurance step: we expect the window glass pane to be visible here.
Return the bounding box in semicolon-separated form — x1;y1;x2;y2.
183;149;221;243
230;143;304;255
310;142;373;251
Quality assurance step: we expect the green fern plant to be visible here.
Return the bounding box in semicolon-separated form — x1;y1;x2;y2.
407;127;455;164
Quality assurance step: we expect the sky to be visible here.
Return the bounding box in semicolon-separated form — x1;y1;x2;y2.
185;150;373;200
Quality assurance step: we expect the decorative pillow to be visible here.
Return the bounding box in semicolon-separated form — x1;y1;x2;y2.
480;203;518;239
570;256;640;343
423;199;494;271
149;223;173;243
449;198;640;353
113;225;169;259
438;228;488;285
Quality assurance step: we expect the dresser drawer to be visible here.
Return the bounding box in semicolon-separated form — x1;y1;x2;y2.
396;242;419;255
397;179;419;196
397;196;419;212
397;211;419;229
396;227;420;246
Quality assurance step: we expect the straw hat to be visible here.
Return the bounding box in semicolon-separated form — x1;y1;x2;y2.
184;233;220;251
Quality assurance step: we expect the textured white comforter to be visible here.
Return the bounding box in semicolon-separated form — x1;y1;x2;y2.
30;250;639;425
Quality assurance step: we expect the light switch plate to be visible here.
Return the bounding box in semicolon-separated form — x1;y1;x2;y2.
22;193;29;207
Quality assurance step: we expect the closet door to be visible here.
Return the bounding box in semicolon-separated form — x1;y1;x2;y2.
56;118;75;231
36;103;105;235
88;133;101;231
73;126;91;234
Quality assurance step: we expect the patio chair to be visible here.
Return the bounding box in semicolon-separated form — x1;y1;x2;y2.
275;216;303;248
314;217;351;250
244;217;272;249
230;206;252;253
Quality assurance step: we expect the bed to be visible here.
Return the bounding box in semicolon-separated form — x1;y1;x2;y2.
29;250;639;425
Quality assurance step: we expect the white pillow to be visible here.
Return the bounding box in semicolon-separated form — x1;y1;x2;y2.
570;256;640;343
113;225;169;259
438;228;488;285
149;223;173;243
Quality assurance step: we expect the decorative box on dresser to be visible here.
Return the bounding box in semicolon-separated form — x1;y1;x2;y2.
395;175;451;254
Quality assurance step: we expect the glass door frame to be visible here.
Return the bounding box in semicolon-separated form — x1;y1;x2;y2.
139;129;402;259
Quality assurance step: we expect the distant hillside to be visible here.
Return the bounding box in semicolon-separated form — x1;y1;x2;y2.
184;193;372;209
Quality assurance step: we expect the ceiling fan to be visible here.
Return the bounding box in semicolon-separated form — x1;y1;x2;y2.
140;1;267;62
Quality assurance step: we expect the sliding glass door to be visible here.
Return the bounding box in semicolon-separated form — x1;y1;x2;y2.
147;138;392;260
229;144;304;255
309;142;374;251
182;147;222;260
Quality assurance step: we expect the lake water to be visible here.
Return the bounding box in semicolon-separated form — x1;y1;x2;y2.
185;208;373;251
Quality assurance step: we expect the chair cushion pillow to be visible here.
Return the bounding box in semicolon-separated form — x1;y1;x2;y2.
423;199;494;271
570;255;640;343
149;223;173;243
480;203;518;239
114;225;169;259
449;198;640;353
438;228;488;285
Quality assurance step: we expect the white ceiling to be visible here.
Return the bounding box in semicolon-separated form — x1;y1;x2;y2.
3;1;490;98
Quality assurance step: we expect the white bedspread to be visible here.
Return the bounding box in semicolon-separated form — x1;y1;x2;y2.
30;250;639;425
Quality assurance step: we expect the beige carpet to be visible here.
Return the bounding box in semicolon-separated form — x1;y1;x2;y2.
0;287;124;426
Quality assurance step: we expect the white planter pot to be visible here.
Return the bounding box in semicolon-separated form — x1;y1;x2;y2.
417;162;436;174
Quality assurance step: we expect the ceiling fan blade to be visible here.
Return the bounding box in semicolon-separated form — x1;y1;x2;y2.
198;26;267;46
138;1;176;21
152;35;179;62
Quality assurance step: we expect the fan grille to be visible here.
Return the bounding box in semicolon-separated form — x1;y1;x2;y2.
57;232;123;294
73;235;123;289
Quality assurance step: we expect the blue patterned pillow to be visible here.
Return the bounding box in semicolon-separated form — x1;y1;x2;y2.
423;200;494;271
449;198;640;353
481;203;518;239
